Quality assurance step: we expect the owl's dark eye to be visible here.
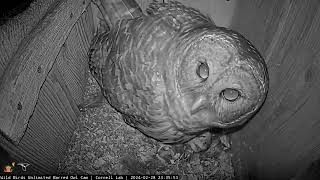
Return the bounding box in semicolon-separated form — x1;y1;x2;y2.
196;62;209;80
221;88;241;102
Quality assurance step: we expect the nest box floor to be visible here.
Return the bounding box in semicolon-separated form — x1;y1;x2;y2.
57;71;234;180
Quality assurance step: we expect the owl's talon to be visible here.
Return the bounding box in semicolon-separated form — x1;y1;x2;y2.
186;132;212;153
156;144;176;164
219;135;231;150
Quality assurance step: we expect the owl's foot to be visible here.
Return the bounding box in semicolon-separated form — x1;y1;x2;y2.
78;92;105;112
156;144;179;164
186;132;213;153
155;133;219;165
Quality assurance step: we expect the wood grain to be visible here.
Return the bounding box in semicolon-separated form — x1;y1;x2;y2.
230;0;320;179
0;0;56;78
0;0;90;143
56;7;94;106
0;62;80;173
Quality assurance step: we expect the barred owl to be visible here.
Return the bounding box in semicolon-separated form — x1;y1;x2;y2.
88;0;268;151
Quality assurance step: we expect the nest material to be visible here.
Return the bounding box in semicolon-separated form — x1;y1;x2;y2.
57;71;235;180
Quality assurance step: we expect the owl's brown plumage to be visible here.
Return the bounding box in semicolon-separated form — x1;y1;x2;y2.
89;0;268;146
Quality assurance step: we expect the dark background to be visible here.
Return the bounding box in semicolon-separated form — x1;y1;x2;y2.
0;0;34;25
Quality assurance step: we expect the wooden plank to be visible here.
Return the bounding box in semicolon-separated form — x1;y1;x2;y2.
56;7;94;106
0;134;48;174
0;0;90;143
230;0;320;179
0;61;80;173
0;0;56;78
20;63;79;173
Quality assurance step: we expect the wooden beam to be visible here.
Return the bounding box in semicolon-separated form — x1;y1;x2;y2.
0;0;90;143
56;6;94;106
0;0;56;78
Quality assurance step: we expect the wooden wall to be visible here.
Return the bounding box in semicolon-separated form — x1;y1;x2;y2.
230;0;320;179
0;0;93;173
0;0;56;78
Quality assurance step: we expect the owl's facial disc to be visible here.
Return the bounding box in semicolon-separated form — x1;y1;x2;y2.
177;34;266;129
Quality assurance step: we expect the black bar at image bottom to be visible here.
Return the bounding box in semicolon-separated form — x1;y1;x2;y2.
0;175;180;180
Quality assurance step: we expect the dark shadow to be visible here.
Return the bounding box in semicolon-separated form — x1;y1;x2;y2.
0;0;34;26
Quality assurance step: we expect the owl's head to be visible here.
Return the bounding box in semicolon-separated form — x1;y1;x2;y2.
165;26;269;134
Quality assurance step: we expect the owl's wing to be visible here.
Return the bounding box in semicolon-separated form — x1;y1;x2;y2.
88;31;111;88
146;0;215;31
92;0;143;29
